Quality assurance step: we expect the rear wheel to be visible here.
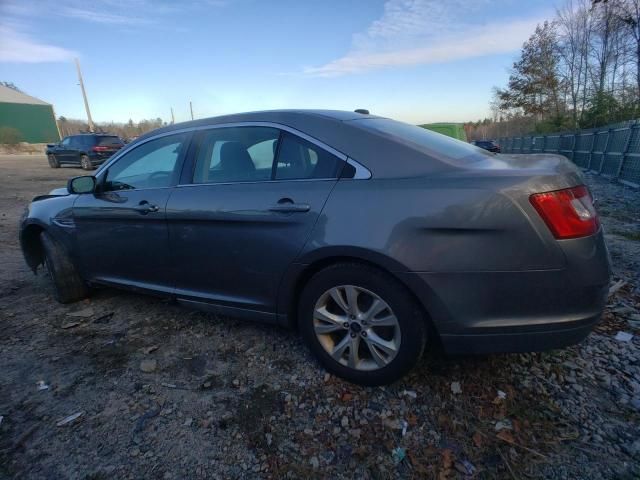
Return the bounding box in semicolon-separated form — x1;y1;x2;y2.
80;155;93;170
299;263;427;386
41;231;89;303
47;154;60;168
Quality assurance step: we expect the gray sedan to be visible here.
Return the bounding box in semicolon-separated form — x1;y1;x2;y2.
20;110;610;385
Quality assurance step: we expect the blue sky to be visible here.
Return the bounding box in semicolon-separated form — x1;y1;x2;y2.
0;0;556;124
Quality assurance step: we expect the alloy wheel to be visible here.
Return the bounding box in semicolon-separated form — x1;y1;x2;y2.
313;285;401;371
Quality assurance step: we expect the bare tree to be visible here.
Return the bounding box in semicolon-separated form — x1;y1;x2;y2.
558;0;593;127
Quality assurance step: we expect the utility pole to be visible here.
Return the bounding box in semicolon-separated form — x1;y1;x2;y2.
170;107;175;124
74;58;95;132
190;101;194;120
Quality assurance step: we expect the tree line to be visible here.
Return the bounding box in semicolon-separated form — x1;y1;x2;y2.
466;0;640;140
57;117;168;140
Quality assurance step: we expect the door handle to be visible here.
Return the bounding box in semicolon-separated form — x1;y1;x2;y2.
269;198;310;213
133;201;159;214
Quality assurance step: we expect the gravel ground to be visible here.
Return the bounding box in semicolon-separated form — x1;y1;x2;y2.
0;156;639;479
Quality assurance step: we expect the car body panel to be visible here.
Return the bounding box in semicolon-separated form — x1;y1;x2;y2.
166;179;337;312
73;188;175;292
21;110;611;356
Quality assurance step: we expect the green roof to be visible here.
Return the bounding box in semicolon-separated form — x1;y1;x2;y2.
419;123;467;141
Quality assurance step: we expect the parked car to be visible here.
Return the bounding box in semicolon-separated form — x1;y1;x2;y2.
46;134;124;170
21;110;610;385
472;139;501;153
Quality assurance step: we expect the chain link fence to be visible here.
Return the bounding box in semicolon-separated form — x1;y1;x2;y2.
497;120;640;187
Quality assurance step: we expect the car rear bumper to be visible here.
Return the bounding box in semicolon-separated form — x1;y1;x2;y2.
438;311;602;354
399;231;610;355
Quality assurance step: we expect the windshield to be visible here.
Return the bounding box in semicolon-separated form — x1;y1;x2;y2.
352;118;493;165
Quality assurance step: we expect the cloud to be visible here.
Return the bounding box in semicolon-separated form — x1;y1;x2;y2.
60;6;153;25
0;25;77;63
304;0;541;77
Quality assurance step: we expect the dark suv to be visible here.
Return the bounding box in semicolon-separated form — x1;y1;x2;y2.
46;134;124;170
471;140;501;153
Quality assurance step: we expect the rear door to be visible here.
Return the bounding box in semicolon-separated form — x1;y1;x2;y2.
55;136;76;163
167;125;344;314
73;132;191;292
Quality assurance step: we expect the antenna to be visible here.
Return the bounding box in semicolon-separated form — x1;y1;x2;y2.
190;101;194;120
74;58;95;132
170;107;175;124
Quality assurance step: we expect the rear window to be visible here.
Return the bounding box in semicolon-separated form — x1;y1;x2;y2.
96;136;123;146
352;118;493;165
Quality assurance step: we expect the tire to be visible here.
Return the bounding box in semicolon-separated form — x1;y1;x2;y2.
80;155;93;170
48;154;60;168
299;263;427;386
41;231;89;303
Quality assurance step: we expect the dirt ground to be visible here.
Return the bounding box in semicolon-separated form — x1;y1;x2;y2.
0;155;639;479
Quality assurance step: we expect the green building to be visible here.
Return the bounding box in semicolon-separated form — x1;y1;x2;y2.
420;123;467;141
0;84;60;143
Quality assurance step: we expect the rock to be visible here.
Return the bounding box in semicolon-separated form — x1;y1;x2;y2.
309;456;319;469
130;447;140;457
67;307;94;318
341;416;349;428
140;359;157;373
451;382;462;394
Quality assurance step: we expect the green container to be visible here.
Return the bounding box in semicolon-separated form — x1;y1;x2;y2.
419;123;467;142
0;102;59;143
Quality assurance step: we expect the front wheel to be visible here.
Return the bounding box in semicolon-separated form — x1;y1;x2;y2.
41;231;89;303
47;154;60;168
80;155;93;170
299;263;427;386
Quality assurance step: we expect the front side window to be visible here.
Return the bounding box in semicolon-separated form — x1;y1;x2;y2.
61;137;72;146
275;133;341;180
193;127;279;183
104;133;187;191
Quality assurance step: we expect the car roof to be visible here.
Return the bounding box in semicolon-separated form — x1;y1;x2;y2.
148;109;381;135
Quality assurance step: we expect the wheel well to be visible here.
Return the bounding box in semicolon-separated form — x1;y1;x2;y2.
21;224;45;273
288;256;436;335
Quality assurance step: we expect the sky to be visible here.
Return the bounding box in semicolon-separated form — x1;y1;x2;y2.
0;0;557;125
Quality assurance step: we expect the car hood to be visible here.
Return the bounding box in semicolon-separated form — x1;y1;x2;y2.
32;187;69;203
49;187;69;196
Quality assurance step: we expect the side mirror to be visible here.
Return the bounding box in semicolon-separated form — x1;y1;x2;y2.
47;143;56;148
67;176;96;194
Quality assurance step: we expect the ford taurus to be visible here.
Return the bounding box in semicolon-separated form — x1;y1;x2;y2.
20;110;611;385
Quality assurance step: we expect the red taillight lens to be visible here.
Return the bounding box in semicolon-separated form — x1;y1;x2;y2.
529;185;599;239
92;145;109;152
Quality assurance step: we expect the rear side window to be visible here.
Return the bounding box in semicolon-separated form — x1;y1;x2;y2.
353;118;492;165
275;133;341;180
97;136;123;146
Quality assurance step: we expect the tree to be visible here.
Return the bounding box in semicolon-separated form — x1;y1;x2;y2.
558;0;593;127
499;22;566;130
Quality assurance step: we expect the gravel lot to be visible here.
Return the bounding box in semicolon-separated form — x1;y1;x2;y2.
0;155;639;479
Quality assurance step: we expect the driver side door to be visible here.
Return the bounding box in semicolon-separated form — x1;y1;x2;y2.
73;132;191;293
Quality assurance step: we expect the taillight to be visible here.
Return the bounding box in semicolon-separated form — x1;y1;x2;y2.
529;185;599;239
92;145;109;152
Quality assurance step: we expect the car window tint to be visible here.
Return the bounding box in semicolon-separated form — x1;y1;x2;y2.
97;136;122;146
193;127;279;184
61;137;71;146
105;133;187;191
274;133;341;180
353;118;492;165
